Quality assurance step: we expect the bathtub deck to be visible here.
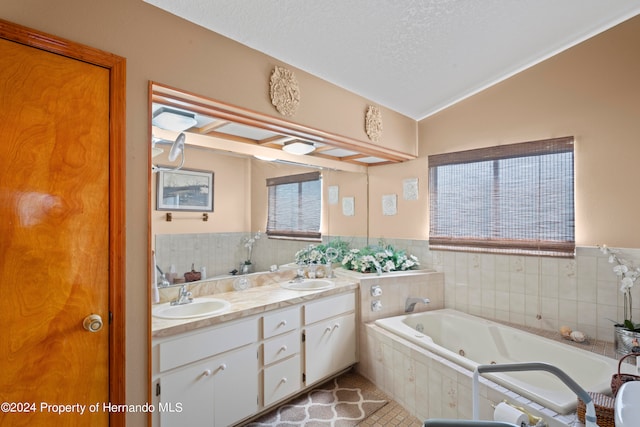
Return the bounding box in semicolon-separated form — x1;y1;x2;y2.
494;319;617;359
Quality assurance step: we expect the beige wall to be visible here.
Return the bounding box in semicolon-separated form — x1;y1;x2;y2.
0;1;414;425
152;149;250;235
418;15;640;248
368;157;429;240
322;169;369;237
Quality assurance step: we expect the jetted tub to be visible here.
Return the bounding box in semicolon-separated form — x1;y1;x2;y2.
375;309;620;415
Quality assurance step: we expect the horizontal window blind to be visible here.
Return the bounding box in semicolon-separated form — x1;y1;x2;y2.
266;171;321;240
428;137;575;257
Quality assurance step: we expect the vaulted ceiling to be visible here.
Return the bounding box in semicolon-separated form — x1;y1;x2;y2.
144;0;640;120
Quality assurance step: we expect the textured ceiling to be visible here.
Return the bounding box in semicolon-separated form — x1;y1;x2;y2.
145;0;640;120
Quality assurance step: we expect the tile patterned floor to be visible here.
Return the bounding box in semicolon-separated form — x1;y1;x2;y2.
358;399;422;426
242;371;422;426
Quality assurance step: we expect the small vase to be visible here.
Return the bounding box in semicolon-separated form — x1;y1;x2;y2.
307;263;318;279
614;325;640;360
240;263;251;275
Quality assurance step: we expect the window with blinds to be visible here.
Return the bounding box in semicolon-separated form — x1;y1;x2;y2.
428;136;575;257
266;171;322;240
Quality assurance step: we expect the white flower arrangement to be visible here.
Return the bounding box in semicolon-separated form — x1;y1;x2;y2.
600;245;640;331
341;242;419;274
242;231;261;265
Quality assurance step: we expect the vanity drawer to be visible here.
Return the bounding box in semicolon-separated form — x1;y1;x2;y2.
263;354;301;407
159;317;258;372
304;292;355;325
263;330;300;366
263;306;300;339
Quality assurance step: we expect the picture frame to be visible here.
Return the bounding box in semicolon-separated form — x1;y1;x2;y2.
342;196;355;216
156;168;214;212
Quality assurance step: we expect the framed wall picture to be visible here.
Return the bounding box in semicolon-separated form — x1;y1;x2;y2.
382;194;397;216
342;196;355;216
157;168;214;211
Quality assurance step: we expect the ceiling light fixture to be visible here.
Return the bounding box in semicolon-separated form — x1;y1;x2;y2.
282;140;315;155
152;107;198;132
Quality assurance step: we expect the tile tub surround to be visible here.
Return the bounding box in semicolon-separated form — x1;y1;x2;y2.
371;241;640;344
358;323;593;427
351;270;445;324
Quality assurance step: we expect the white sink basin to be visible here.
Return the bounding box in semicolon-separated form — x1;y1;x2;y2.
615;381;640;427
152;298;231;319
280;279;335;291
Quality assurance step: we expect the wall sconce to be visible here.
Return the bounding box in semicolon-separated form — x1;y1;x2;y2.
151;133;186;173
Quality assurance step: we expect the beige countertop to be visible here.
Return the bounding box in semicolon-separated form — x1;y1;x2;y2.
152;278;358;338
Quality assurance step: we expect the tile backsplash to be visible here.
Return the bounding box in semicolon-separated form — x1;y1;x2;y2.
390;240;640;343
155;233;639;342
154;233;368;280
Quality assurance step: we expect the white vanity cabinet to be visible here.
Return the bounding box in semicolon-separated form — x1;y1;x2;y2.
160;345;257;427
152;288;358;426
262;306;302;406
303;292;357;386
155;317;259;427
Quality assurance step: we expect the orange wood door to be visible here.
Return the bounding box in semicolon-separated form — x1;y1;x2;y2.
0;37;110;426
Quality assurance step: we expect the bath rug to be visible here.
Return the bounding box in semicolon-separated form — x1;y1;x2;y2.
244;371;388;426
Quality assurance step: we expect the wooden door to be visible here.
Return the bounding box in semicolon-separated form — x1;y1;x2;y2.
0;21;125;426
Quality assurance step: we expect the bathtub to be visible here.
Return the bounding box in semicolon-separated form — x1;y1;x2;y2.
374;309;619;415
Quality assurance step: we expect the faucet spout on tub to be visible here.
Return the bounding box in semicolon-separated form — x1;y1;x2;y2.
405;297;430;312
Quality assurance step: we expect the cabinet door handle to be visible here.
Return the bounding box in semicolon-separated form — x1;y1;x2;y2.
280;377;287;384
324;326;332;333
202;369;212;377
333;323;340;330
218;363;227;371
278;320;287;327
279;345;288;353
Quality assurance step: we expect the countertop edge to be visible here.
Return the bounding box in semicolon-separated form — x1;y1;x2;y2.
152;281;358;338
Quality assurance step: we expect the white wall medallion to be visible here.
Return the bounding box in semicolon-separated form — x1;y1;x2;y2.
382;194;397;216
342;197;355;216
270;66;301;117
328;185;339;205
365;105;383;142
403;178;418;200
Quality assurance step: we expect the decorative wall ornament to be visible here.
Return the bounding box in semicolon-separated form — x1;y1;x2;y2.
270;66;301;117
342;197;355;216
403;178;418;200
365;105;383;142
382;194;397;216
328;185;339;205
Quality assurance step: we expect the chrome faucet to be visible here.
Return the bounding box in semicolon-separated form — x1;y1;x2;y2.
405;297;430;312
373;260;382;276
170;284;193;306
290;262;306;283
156;265;171;287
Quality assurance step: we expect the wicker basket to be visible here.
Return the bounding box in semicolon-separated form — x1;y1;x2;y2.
611;352;640;396
576;391;614;427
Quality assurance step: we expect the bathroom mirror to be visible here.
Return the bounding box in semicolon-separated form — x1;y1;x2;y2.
149;82;406;282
